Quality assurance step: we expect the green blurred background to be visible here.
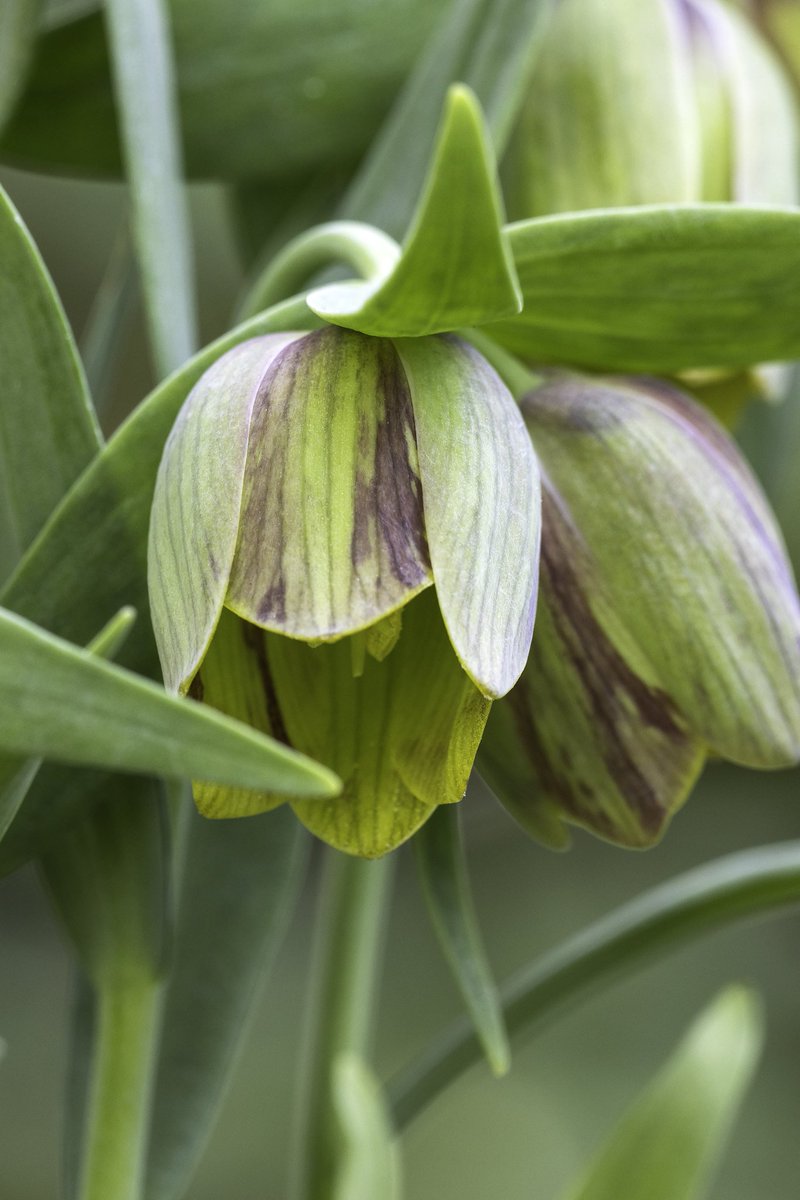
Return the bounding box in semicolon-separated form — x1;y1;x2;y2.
0;165;799;1200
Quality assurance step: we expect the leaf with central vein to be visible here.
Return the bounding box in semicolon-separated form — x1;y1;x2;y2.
269;589;489;858
395;335;540;700
0;183;101;564
309;86;520;337
0;605;339;799
488;205;800;372
226;327;432;645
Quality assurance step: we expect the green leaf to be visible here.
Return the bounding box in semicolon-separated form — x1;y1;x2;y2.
395;335;540;699
0;0;41;133
562;987;763;1200
144;806;308;1200
483;371;800;848
333;1053;403;1200
344;0;554;236
0;0;443;179
489;204;800;372
415;806;510;1076
270;589;490;857
0;182;101;564
309;86;521;337
502;0;700;219
0;604;339;798
104;0;197;375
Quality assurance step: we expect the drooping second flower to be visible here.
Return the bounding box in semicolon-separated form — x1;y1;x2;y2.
148;324;540;857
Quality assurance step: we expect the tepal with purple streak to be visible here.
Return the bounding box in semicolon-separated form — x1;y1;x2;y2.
479;370;800;850
148;325;541;857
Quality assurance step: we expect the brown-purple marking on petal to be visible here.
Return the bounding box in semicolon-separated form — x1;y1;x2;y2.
243;622;290;745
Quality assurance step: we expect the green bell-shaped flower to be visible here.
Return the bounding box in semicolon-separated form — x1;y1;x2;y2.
149;324;540;857
502;0;799;219
479;370;800;849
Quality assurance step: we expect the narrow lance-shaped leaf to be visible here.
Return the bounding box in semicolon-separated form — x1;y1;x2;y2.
562;987;763;1200
489;204;800;372
144;808;309;1200
395;334;540;699
308;86;521;336
0;605;339;799
415;806;510;1076
0;182;101;564
333;1054;403;1200
104;0;197;375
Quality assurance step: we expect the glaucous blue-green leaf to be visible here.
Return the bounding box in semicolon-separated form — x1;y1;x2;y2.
415;806;510;1075
0;182;101;564
269;589;490;857
144;807;308;1200
503;0;699;220
344;0;554;236
149;334;302;693
333;1054;403;1200
0;0;41;133
562;987;763;1200
223;328;432;650
693;0;799;205
395;335;540;699
483;371;800;848
309;86;521;336
104;0;197;376
488;205;800;372
0;0;444;178
0;605;339;798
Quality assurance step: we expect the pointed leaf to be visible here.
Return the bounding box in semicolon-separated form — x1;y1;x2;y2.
309;86;520;336
149;334;300;693
489;205;800;372
0;605;339;798
333;1054;403;1200
144;807;308;1200
415;806;510;1076
563;987;763;1200
104;0;197;374
395;335;540;699
503;0;699;219
0;182;101;563
343;0;555;236
269;589;490;857
224;328;432;647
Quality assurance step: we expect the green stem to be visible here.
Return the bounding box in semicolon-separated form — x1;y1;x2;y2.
293;850;394;1200
389;840;800;1130
463;328;540;399
77;979;162;1200
239;221;400;320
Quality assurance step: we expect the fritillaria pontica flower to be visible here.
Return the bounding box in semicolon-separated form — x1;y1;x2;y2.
479;371;800;848
502;0;798;218
148;325;540;857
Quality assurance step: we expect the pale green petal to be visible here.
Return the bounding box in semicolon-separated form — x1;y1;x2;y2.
395;335;540;699
148;333;301;694
226;328;432;643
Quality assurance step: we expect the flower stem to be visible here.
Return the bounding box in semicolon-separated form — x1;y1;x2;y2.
389;840;800;1130
77;979;162;1200
292;850;394;1200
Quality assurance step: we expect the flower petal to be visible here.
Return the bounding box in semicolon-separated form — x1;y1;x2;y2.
148;334;300;693
524;372;800;767
226;327;432;642
268;590;489;858
395;334;541;699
